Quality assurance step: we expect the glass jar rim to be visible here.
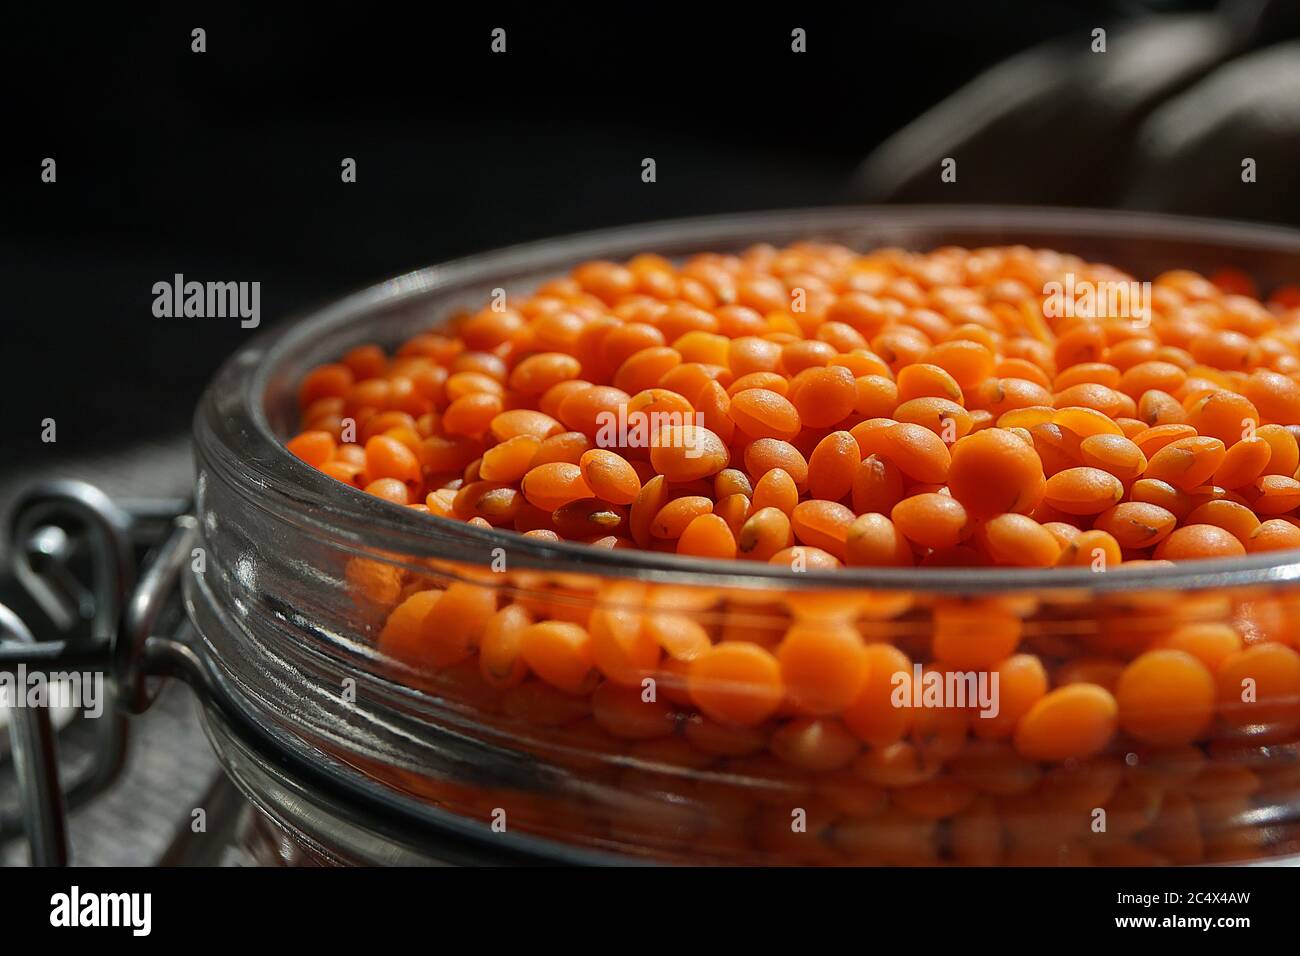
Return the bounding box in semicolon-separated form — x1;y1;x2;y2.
195;204;1300;596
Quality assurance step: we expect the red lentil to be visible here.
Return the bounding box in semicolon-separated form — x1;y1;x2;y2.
1014;685;1119;762
288;243;1300;864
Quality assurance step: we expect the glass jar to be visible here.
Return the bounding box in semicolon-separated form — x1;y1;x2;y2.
183;207;1300;866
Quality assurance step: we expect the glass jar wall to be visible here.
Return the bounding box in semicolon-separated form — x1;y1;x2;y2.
185;208;1300;865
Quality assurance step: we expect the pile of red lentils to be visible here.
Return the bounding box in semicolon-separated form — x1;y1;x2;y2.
284;243;1300;863
290;244;1300;569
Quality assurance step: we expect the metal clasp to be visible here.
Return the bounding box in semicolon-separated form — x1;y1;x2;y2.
1;480;194;865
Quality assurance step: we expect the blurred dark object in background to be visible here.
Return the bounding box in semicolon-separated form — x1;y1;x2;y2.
2;0;1297;467
855;0;1300;222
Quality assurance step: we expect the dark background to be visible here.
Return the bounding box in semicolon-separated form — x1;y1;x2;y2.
4;0;1294;469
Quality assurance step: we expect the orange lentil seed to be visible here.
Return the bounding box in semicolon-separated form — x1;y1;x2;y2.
1013;684;1119;762
579;449;642;505
688;642;785;726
